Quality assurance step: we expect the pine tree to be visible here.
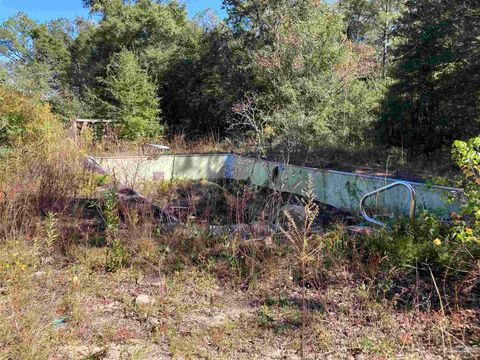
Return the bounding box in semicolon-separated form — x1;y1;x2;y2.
380;0;480;154
338;0;405;74
103;49;162;139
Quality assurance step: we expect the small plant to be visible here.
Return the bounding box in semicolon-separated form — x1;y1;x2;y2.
102;189;130;271
34;212;59;255
105;238;130;272
281;176;319;360
44;212;59;255
103;189;120;241
257;304;275;326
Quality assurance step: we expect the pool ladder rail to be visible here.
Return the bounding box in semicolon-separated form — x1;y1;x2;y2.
359;181;416;227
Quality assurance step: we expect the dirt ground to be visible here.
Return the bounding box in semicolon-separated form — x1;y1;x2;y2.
1;181;478;360
2;239;478;360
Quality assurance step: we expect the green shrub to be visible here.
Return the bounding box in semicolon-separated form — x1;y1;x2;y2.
450;137;480;259
0;87;57;146
363;212;458;270
361;137;480;273
102;189;130;271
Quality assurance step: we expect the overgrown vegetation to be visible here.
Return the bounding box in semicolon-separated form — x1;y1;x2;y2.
0;0;479;359
1;0;477;157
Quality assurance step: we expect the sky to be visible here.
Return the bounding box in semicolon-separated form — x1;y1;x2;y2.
0;0;226;23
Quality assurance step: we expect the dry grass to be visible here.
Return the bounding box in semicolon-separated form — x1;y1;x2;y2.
0;117;478;359
1;236;478;359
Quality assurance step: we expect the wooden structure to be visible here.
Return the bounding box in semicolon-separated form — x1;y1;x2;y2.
70;119;116;142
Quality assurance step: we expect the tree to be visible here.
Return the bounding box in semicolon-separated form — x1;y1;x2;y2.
0;13;51;97
0;13;83;118
338;0;376;41
74;0;199;128
102;49;162;139
161;19;254;136
338;0;405;74
380;0;480;154
224;0;381;148
75;0;196;90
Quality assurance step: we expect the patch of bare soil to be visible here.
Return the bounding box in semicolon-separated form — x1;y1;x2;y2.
42;262;479;360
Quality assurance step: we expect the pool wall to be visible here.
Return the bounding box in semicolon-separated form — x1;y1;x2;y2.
89;154;463;218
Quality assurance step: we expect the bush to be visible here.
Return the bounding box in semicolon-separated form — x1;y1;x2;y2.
360;137;480;275
363;213;458;270
0;87;55;146
0;89;94;239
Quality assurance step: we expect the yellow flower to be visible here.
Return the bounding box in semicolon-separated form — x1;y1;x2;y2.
433;238;442;246
465;228;474;235
263;125;275;137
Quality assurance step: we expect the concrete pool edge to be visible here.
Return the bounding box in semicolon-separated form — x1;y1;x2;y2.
87;153;463;219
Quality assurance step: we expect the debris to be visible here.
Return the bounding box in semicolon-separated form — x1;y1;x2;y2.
346;225;373;235
145;143;170;150
209;223;276;240
100;301;122;314
52;316;67;328
137;274;165;288
280;204;306;227
41;257;55;265
135;294;156;306
61;345;105;359
33;271;46;278
147;316;161;327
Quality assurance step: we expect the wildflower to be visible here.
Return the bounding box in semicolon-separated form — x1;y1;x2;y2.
263;125;275;137
465;228;474;235
433;238;442;246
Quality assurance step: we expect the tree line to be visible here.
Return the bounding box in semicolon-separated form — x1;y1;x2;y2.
0;0;478;155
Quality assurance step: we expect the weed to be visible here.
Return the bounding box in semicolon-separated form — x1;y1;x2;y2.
102;189;130;271
258;304;275;326
34;211;59;255
281;175;319;359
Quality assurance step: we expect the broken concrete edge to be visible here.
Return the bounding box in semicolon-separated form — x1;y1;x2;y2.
88;153;464;220
83;156;179;224
88;153;463;191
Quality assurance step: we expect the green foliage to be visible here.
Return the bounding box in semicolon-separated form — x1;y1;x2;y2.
102;189;130;271
226;0;383;148
1;0;476;153
0;12;36;63
0;13;70;93
0;13;89;121
36;212;59;255
101;49;162;139
105;238;130;272
0;111;24;145
451;137;480;251
103;189;120;241
0;86;57;146
75;0;196;97
380;0;480;154
363;211;478;275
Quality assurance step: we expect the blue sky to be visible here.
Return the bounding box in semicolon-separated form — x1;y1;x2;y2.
0;0;225;23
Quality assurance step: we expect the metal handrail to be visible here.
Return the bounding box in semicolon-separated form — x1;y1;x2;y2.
360;181;416;227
